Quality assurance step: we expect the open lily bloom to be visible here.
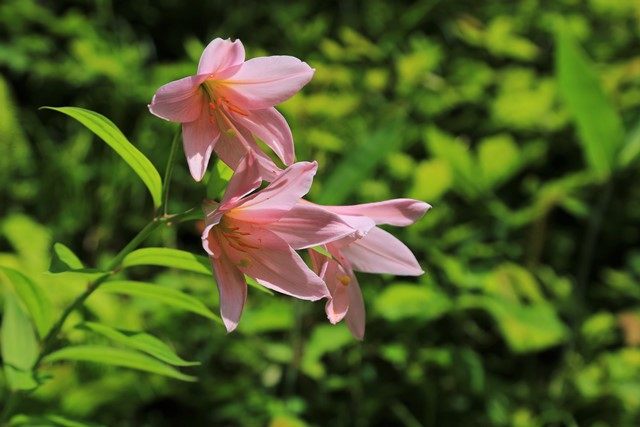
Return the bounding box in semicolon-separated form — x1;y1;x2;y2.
308;199;431;339
149;38;314;181
201;153;371;332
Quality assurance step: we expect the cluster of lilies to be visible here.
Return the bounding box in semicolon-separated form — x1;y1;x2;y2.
149;38;430;339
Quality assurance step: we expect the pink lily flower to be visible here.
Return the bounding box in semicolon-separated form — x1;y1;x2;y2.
308;199;431;339
149;38;314;181
201;153;373;332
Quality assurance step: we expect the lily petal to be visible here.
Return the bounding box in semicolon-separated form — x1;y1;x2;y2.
219;151;262;210
270;204;373;250
323;199;431;227
234;107;295;165
230;161;317;223
223;227;328;300
324;259;351;324
213;113;282;181
198;38;245;75
182;103;221;181
221;56;315;109
149;74;208;122
345;272;365;340
340;227;424;276
211;252;247;332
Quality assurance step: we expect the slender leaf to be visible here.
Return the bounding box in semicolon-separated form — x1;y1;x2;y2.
10;414;104;427
122;248;273;294
81;322;199;367
0;266;52;338
42;107;162;207
1;294;38;390
122;247;210;274
48;242;102;275
43;345;196;382
98;280;220;322
555;28;625;178
619;118;640;168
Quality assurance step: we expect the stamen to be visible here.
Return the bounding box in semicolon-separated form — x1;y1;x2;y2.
338;275;351;286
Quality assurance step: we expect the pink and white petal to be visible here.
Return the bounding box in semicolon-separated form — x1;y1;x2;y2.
220;56;314;109
149;74;208;122
213;112;282;181
324;260;351;324
344;272;365;340
223;228;329;300
182;104;221;181
340;227;424;276
202;200;223;229
198;38;245;75
269;204;373;250
211;253;247;332
234;107;295;165
219;151;262;210
323;199;432;227
230;161;317;223
201;225;223;258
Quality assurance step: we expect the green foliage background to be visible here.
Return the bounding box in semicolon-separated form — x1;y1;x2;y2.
1;0;640;425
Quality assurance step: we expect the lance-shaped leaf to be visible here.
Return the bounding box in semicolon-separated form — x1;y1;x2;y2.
556;28;625;179
80;322;199;367
48;242;103;275
619;118;640;169
98;280;220;322
10;414;104;427
0;266;52;338
42;107;162;207
121;248;273;294
43;345;196;382
1;294;38;390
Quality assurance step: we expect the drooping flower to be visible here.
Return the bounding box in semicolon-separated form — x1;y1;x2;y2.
201;153;372;332
308;199;431;339
150;38;314;181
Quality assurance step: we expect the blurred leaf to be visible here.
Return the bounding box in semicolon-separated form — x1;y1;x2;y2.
317;118;404;204
301;325;353;379
206;159;233;199
556;28;625;178
42;107;162;207
43;345;196;382
10;414;104;427
460;295;568;353
98;280;221;323
478;134;520;188
619;118;640;168
375;283;452;321
0;266;52;337
408;159;452;201
80;322;199;367
1;214;51;271
1;293;38;390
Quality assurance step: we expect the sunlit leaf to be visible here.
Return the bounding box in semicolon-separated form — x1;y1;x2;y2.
0;266;52;338
43;345;196;382
48;242;102;275
42;107;162;207
98;280;220;322
1;293;38;390
80;322;199;367
556;28;625;178
318;118;405;204
459;295;568;353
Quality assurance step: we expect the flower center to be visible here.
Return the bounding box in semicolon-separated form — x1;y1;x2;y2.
218;217;258;253
201;80;248;118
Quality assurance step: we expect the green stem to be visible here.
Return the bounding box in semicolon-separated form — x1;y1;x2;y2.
160;128;182;215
